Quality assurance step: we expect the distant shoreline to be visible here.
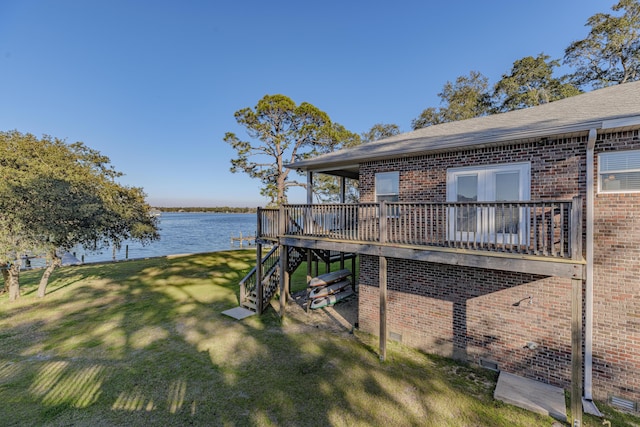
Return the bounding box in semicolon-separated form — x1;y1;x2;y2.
154;207;257;213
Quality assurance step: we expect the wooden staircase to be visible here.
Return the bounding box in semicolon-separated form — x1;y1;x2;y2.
238;245;356;314
238;244;305;313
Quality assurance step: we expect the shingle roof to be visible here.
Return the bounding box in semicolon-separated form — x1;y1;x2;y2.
289;81;640;175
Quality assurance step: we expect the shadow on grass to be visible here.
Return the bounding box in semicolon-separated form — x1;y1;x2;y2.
0;250;590;426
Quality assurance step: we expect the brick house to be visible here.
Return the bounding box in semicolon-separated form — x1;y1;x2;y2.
244;82;640;415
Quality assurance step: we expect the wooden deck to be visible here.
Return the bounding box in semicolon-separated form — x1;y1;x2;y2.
256;198;585;279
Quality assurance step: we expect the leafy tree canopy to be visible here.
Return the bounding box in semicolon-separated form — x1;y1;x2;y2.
412;71;492;130
493;53;581;112
224;94;359;206
0;131;159;300
564;0;640;88
361;123;401;143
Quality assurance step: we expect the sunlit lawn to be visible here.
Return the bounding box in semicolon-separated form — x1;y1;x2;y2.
1;250;638;426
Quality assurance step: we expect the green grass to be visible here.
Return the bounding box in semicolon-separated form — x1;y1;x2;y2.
0;250;638;426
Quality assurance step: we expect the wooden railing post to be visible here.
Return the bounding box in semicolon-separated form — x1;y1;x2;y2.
256;207;262;239
379;201;387;244
278;205;286;237
571;196;583;260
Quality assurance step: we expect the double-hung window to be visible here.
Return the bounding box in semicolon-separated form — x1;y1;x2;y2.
376;171;400;217
446;162;530;244
375;172;399;202
599;150;640;193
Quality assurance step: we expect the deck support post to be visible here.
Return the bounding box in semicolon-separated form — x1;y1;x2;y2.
339;177;346;274
278;204;289;318
351;256;357;292
279;244;289;318
255;207;264;314
379;255;387;362
570;196;584;426
305;248;313;313
256;242;263;314
379;201;388;361
571;276;583;426
306;249;312;283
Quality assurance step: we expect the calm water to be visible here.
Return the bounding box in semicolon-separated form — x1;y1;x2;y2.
74;212;257;263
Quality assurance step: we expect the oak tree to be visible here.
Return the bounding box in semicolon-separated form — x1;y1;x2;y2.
564;0;640;88
493;53;581;112
0;131;159;300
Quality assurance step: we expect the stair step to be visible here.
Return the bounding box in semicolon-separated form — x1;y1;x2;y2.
241;301;257;311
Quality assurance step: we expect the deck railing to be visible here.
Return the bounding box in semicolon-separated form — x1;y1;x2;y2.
257;198;583;259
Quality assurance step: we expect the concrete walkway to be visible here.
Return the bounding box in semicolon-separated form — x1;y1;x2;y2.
494;371;567;422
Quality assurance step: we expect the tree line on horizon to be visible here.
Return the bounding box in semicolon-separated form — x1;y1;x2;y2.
156;207;257;213
224;0;640;207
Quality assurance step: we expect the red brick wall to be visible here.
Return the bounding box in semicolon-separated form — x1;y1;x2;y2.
359;256;573;387
591;131;640;401
357;130;640;402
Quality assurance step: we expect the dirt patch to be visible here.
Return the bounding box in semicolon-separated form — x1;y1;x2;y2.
277;288;358;334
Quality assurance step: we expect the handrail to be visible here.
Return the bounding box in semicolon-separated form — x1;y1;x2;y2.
256;199;583;260
238;243;307;313
239;244;279;311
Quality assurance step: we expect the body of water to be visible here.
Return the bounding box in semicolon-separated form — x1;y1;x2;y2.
73;212;257;264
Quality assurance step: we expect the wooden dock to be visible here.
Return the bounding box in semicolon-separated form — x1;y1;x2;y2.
230;232;255;247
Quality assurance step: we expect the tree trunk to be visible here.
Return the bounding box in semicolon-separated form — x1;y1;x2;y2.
37;252;61;298
2;268;8;294
277;174;287;206
7;263;20;302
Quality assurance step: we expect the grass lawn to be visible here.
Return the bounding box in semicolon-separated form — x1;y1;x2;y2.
1;250;638;426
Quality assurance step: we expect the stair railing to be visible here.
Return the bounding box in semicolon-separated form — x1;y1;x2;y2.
239;244;280;312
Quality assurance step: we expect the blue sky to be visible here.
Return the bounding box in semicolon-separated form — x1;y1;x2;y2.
1;0;608;207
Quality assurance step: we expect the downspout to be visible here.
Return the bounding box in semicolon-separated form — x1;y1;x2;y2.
584;128;599;411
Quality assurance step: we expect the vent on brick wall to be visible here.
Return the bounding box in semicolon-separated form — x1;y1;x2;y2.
609;395;638;412
479;359;499;372
389;331;402;342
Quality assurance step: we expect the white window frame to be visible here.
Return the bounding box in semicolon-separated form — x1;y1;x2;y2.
375;171;400;218
598;150;640;193
446;162;530;244
375;171;399;202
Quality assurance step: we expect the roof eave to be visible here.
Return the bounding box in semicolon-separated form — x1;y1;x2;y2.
287;121;602;173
